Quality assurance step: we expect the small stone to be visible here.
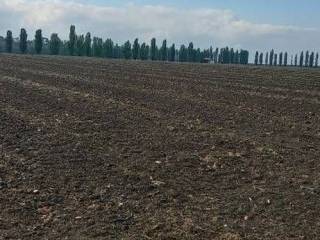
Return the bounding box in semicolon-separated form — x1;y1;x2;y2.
87;204;97;210
167;126;175;131
151;180;165;186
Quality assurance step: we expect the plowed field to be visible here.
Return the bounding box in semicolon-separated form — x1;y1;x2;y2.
1;54;320;239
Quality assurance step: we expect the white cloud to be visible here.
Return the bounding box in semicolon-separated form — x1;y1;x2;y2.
0;0;319;55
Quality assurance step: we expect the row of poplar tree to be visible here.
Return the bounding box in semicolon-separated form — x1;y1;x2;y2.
1;25;250;64
3;26;318;67
254;50;319;67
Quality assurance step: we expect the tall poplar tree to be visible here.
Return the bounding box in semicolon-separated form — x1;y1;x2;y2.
269;49;274;66
240;50;249;65
132;38;140;60
84;32;92;57
49;33;61;55
34;29;43;54
274;53;278;66
179;45;187;62
5;30;13;53
305;51;309;67
104;38;114;58
279;52;283;66
93;37;103;57
76;35;85;56
123;40;132;59
68;25;76;56
187;42;195;62
299;51;304;67
315;53;319;67
169;44;175;62
214;48;219;63
160;39;167;61
309;52;314;68
230;48;235;64
259;52;263;65
284;52;288;66
150;38;157;60
19;28;28;54
265;52;269;65
140;43;148;60
254;51;259;65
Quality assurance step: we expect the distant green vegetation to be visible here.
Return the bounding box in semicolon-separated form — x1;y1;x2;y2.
0;25;318;67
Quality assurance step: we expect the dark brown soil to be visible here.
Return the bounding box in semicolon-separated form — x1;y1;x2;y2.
1;54;320;240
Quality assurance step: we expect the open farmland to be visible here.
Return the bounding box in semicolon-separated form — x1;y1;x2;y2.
1;54;320;239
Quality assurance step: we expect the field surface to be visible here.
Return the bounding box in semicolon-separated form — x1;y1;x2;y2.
1;54;320;240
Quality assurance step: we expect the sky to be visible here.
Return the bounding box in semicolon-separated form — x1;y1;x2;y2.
0;0;319;56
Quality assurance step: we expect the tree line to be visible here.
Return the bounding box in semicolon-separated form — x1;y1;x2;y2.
254;50;319;68
2;26;319;67
0;26;250;64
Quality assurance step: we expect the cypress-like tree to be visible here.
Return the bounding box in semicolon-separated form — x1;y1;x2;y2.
315;53;319;67
34;29;43;54
179;45;187;62
132;38;140;60
150;38;156;61
218;49;223;63
49;33;61;55
305;51;309;67
225;47;231;64
259;52;263;65
68;25;76;56
93;37;103;57
160;39;167;61
269;49;274;66
279;52;283;66
299;51;304;67
140;43;148;60
5;30;13;53
76;35;85;56
195;48;202;63
145;45;150;60
254;51;259;65
123;40;132;59
230;48;235;64
19;28;28;54
294;54;298;66
265;52;269;65
209;46;213;61
104;38;114;58
214;48;219;63
187;42;195;62
274;53;278;66
61;41;69;55
309;52;314;68
84;32;92;57
240;50;249;65
234;50;239;64
113;44;121;59
284;52;288;66
169;44;175;62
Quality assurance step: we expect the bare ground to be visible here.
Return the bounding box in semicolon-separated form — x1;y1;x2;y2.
1;54;320;239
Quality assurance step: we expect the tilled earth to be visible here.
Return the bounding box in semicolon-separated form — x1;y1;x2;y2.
1;54;320;240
